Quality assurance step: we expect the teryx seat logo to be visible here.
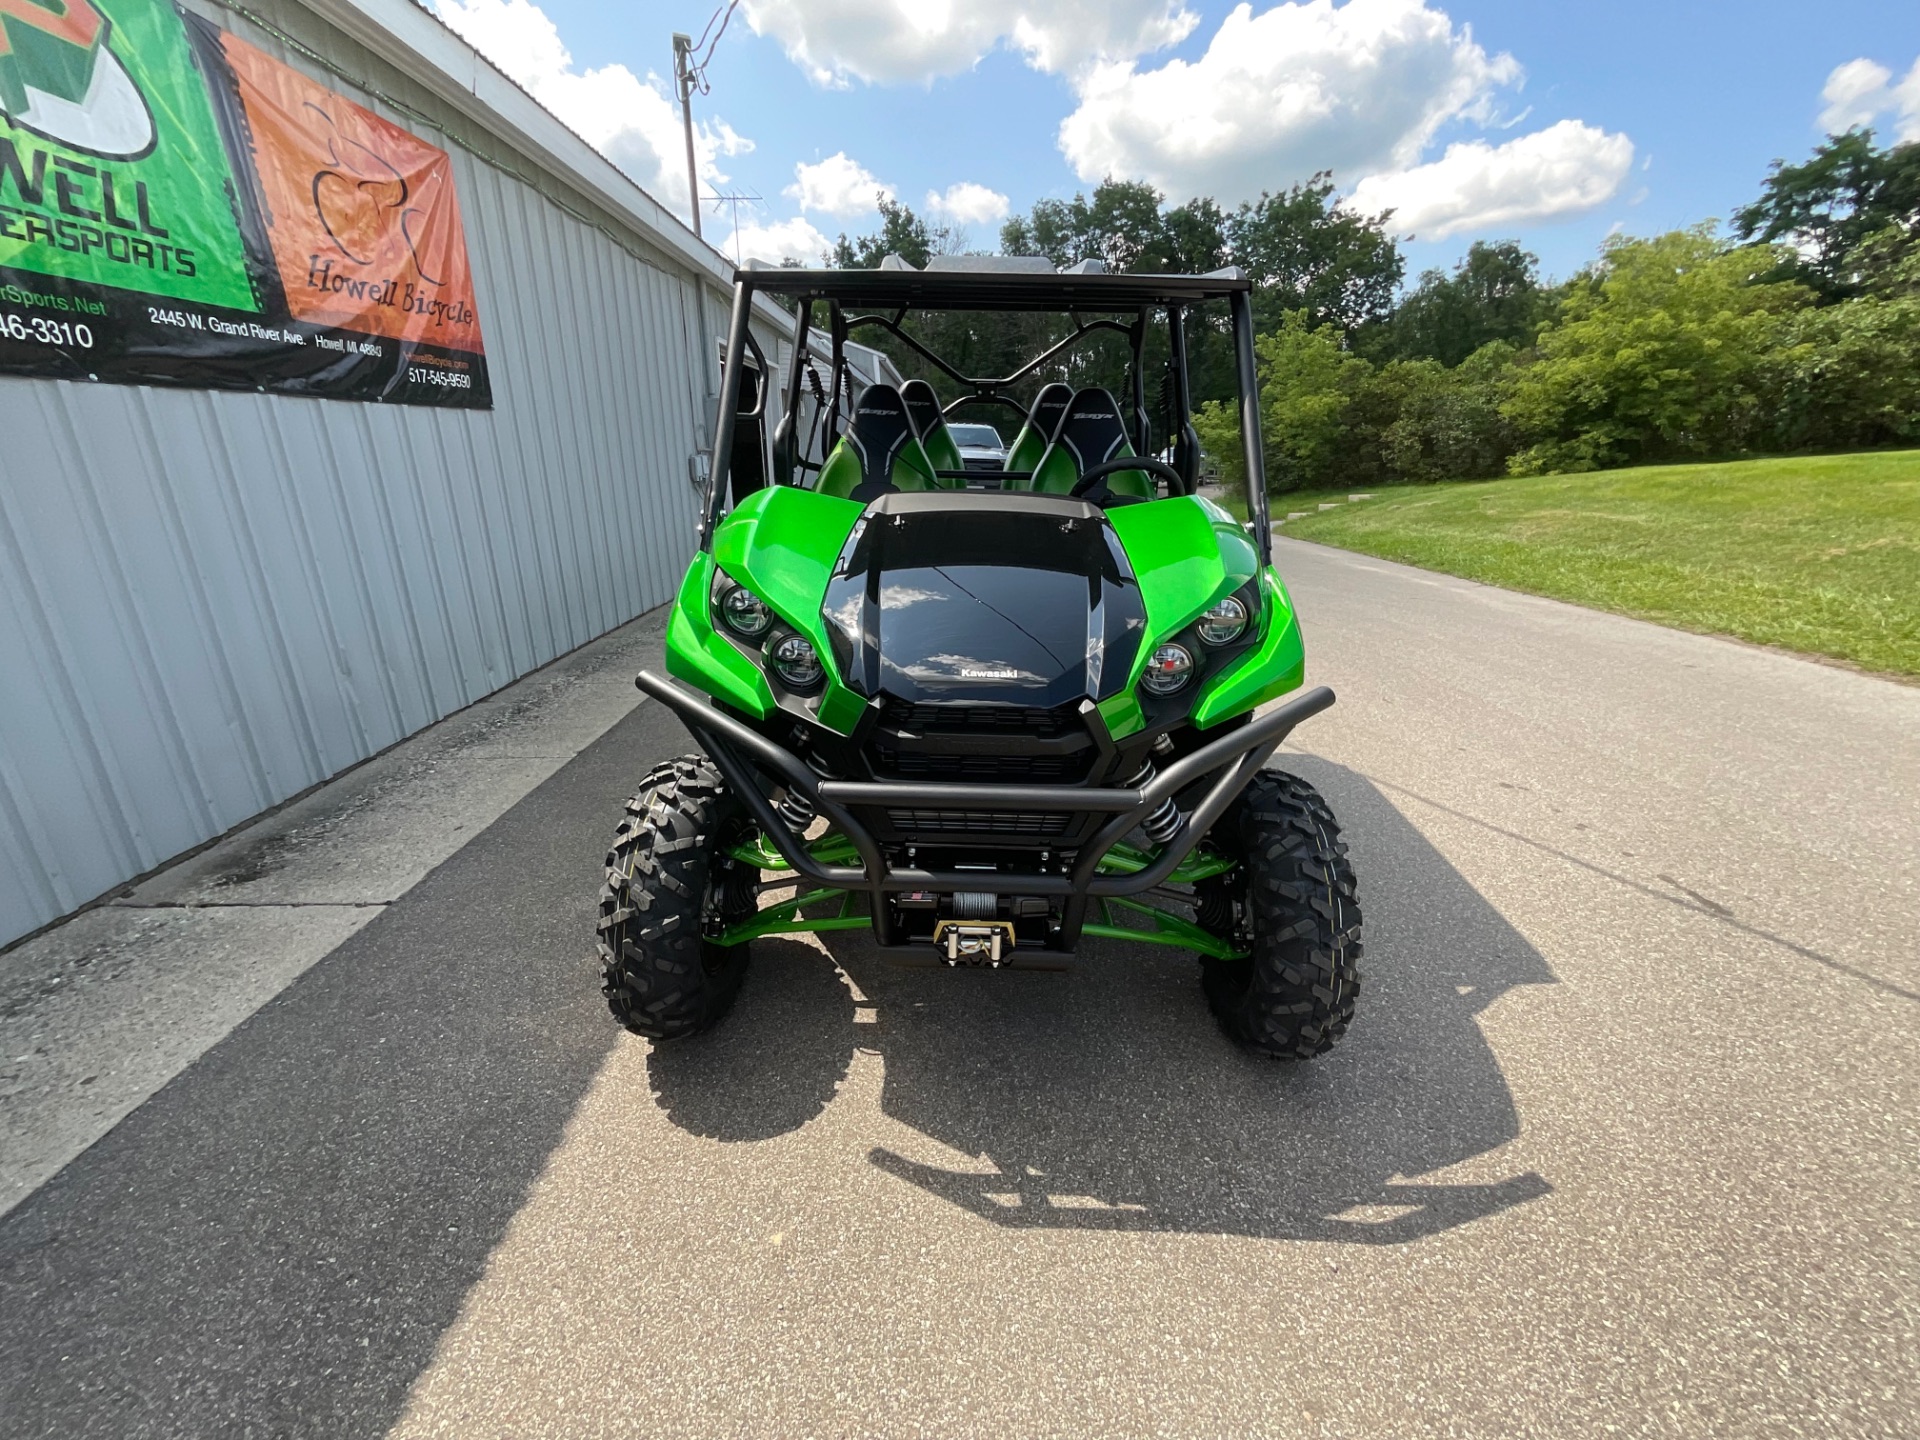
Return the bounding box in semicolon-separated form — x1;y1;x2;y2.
0;0;156;159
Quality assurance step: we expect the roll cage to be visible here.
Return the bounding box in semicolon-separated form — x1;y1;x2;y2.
700;260;1274;560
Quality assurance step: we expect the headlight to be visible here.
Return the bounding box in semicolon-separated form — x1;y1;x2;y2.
1141;643;1195;696
767;633;824;690
719;585;772;638
1196;595;1249;646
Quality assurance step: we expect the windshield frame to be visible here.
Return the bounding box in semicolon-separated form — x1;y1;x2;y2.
700;272;1272;563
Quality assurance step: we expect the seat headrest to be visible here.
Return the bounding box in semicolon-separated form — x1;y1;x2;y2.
1026;382;1073;442
844;384;915;500
898;379;947;438
1054;387;1130;470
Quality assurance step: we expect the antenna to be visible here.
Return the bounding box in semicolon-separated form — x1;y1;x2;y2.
672;1;742;241
706;189;764;265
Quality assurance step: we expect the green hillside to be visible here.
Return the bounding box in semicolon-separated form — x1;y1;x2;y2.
1271;450;1920;678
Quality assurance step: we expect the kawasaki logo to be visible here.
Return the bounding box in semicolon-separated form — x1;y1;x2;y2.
0;0;156;159
960;667;1020;679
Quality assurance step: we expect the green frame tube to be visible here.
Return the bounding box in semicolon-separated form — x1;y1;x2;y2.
714;827;1246;959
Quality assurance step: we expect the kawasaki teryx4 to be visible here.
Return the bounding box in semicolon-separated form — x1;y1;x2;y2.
601;258;1361;1059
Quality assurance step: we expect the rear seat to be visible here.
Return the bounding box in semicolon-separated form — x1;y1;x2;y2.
1001;383;1072;490
899;380;966;485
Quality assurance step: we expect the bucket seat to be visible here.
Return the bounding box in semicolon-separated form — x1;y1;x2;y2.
815;384;940;502
1001;383;1073;490
1026;387;1156;501
899;379;965;485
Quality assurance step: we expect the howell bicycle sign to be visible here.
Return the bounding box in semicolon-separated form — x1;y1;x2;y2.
0;0;490;407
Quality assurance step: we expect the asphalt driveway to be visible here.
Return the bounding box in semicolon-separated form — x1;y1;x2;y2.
2;537;1914;1438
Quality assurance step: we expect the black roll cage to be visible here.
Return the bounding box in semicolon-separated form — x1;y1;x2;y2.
702;264;1273;561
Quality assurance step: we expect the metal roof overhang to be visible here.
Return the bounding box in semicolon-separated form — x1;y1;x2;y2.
737;265;1253;312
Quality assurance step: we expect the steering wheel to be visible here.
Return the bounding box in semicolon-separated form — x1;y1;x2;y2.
1068;455;1186;502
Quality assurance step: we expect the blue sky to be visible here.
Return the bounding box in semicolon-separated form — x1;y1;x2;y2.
432;0;1920;286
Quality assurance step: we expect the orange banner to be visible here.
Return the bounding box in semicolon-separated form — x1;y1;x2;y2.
220;31;484;353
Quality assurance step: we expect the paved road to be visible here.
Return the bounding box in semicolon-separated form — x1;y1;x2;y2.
2;538;1915;1439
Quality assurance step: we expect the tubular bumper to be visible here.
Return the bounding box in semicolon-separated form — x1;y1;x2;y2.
633;671;1333;943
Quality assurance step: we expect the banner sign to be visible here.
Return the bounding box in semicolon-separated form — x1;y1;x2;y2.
0;1;490;407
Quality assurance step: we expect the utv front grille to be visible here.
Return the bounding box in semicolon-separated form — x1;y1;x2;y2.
887;809;1072;836
885;752;1081;782
877;698;1078;737
868;697;1097;784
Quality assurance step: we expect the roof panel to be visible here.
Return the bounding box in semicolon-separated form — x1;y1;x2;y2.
736;265;1251;311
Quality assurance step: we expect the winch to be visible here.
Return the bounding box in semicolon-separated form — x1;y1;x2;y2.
932;893;1014;965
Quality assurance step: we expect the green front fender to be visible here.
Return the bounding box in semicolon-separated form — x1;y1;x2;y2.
664;487;869;732
1102;496;1305;735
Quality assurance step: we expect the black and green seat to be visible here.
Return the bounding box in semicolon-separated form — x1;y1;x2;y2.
1001;383;1072;490
1027;387;1157;501
815;384;940;502
899;379;965;485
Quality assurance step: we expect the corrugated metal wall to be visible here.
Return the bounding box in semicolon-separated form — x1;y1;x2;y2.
0;4;799;946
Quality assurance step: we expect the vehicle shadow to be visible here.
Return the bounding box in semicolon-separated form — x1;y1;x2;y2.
649;760;1556;1244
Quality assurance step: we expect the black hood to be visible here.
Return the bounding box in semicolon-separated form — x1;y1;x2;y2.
822;493;1146;709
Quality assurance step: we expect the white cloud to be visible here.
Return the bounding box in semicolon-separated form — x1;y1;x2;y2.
786;153;894;216
1058;0;1521;206
723;215;834;266
1821;59;1894;133
433;0;750;213
1818;54;1920;141
741;0;1198;85
926;182;1011;225
1344;120;1633;240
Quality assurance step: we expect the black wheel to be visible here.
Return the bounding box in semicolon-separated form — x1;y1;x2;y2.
598;756;759;1039
1195;769;1362;1059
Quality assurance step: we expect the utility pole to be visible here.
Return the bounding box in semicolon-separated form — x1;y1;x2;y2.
671;4;741;244
671;32;701;239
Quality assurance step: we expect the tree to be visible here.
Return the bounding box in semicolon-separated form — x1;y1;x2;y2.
1374;343;1519;482
1225;175;1404;334
1000;179;1176;272
1504;228;1811;474
1771;287;1920;449
1368;241;1550;366
1733;130;1920;300
831;196;962;270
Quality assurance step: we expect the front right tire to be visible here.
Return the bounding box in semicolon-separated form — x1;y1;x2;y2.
1196;769;1363;1059
598;756;756;1039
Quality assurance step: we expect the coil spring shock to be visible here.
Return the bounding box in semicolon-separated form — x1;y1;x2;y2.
1128;761;1184;845
777;754;836;834
776;788;816;833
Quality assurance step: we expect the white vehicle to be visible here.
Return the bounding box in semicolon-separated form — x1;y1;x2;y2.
947;422;1009;484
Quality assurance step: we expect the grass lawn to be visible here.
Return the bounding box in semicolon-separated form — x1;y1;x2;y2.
1255;450;1920;679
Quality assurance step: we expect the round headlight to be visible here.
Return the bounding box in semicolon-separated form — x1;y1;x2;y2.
1196;595;1249;646
719;585;771;638
1141;643;1195;696
767;633;824;690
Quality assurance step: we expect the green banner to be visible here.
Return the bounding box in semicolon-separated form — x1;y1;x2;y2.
0;0;255;310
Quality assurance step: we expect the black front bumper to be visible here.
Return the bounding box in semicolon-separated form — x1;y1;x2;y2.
633;671;1334;950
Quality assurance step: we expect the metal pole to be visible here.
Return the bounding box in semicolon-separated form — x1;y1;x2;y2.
701;280;754;548
1168;303;1197;492
672;33;702;239
1230;289;1272;562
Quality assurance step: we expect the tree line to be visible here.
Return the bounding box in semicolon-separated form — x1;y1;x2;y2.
820;130;1920;489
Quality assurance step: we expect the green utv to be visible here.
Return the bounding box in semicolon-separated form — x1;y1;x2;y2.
601;258;1361;1059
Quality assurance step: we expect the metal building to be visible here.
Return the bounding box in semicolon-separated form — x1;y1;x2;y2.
0;0;884;948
